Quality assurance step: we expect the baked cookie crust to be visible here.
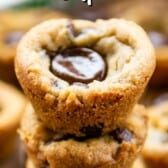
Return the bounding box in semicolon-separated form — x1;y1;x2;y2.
15;18;155;136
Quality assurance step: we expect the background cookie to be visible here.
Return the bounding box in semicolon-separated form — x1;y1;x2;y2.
19;103;147;168
0;80;26;161
15;18;155;136
142;101;168;168
103;0;168;88
0;8;70;87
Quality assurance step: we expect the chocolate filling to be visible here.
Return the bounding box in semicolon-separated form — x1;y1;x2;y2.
4;31;24;45
80;124;104;138
45;127;133;145
66;21;79;37
110;127;133;143
50;47;107;84
148;31;168;47
45;134;87;144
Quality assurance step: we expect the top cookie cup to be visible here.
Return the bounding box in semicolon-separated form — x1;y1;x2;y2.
15;19;155;136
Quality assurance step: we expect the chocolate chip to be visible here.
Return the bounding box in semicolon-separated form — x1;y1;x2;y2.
45;133;89;144
53;81;59;87
110;128;133;143
53;80;62;89
4;31;24;45
50;47;107;84
66;21;79;37
45;132;82;144
148;31;168;47
45;124;104;144
46;50;58;58
80;123;104;138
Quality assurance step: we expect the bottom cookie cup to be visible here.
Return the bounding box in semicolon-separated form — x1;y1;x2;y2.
0;81;26;161
142;101;168;168
19;104;147;168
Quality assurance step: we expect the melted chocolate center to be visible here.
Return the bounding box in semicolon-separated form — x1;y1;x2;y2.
50;47;107;84
148;31;168;47
4;31;24;45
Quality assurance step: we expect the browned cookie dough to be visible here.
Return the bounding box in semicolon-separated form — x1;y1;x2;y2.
142;101;168;168
19;104;147;168
15;18;155;136
0;80;26;161
0;9;69;86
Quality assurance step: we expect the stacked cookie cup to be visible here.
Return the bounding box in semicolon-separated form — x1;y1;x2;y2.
15;18;155;168
141;100;168;168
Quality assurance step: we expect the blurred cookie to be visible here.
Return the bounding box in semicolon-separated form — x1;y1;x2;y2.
122;0;168;87
19;104;147;168
0;80;26;161
0;9;69;86
15;18;155;136
142;101;168;168
105;0;168;87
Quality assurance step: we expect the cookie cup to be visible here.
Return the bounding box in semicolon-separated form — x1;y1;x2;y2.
19;104;147;168
15;18;155;136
